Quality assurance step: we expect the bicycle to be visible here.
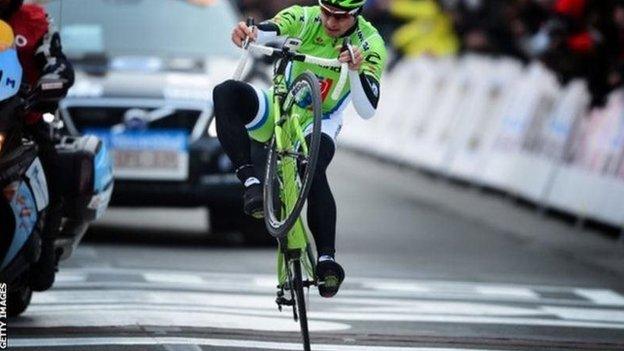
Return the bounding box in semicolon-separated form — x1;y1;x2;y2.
233;19;349;351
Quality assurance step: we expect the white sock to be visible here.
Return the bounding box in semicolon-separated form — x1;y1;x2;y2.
318;255;334;262
244;177;261;188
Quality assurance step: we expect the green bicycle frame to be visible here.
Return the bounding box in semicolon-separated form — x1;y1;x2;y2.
270;71;316;287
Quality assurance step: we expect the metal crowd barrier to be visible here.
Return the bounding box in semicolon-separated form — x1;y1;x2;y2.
339;54;624;233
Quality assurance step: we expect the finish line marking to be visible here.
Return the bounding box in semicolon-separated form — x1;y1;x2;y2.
9;336;510;351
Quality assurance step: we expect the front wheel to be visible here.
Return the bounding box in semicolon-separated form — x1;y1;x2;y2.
264;72;323;238
8;285;32;317
292;259;311;351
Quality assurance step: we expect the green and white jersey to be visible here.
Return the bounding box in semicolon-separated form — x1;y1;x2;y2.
269;5;387;117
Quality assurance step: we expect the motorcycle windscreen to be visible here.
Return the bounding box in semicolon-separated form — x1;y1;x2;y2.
0;47;22;101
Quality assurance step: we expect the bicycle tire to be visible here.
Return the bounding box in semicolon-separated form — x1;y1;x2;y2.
293;259;311;351
264;71;323;237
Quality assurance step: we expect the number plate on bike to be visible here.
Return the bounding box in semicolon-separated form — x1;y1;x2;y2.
84;129;189;181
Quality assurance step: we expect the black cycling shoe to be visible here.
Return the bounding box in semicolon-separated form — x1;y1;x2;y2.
243;183;264;219
316;260;345;298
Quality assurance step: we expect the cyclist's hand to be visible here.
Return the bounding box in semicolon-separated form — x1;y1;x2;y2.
339;45;363;71
232;21;257;48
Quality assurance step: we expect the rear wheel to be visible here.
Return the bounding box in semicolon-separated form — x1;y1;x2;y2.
264;72;323;238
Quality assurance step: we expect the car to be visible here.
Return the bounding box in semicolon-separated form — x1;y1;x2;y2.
45;0;271;244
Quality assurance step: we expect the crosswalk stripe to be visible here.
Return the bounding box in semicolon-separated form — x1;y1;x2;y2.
9;336;510;351
575;289;624;306
17;268;624;334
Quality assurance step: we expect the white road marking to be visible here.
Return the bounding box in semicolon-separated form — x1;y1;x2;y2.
164;345;203;351
474;286;538;299
144;272;205;284
575;289;624;306
54;272;88;283
9;336;510;351
305;311;624;329
542;306;624;323
12;305;349;332
360;281;431;293
18;268;624;333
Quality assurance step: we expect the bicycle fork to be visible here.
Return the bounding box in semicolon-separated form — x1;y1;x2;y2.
275;241;315;318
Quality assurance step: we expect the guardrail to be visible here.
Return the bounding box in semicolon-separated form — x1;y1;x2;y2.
339;54;624;236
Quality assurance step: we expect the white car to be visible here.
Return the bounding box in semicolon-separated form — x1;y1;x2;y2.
46;0;271;244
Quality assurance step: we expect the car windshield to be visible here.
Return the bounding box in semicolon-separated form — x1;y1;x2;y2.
44;0;239;59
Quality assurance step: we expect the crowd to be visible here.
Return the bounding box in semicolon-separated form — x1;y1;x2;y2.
234;0;624;107
439;0;624;107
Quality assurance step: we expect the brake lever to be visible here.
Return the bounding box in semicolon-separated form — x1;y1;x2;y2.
327;38;352;101
242;17;255;49
234;17;255;80
342;38;355;64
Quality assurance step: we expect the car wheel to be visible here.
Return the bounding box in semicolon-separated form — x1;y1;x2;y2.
8;285;32;317
208;206;274;246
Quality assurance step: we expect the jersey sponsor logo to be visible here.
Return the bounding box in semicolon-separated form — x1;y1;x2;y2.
319;77;334;101
355;29;370;51
276;11;296;26
365;52;381;66
368;76;379;98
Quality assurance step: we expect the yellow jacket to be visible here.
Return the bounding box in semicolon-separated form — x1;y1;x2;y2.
390;0;459;57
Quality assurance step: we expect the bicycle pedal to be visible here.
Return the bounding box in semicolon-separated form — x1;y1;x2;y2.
276;296;293;306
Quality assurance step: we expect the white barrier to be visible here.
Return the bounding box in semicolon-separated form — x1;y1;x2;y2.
340;55;624;228
446;58;523;183
544;90;624;225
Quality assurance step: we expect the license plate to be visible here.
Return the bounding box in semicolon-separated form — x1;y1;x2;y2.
115;150;180;169
84;128;189;181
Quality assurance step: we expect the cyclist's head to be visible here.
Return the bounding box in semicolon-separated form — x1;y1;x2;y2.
0;0;23;20
318;0;364;37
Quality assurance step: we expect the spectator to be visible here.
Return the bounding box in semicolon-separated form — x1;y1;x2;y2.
389;0;459;58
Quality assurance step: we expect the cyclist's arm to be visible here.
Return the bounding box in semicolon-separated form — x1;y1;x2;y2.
255;22;286;45
257;5;305;43
350;37;387;120
349;71;380;119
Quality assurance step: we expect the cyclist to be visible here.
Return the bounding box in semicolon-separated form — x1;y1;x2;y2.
213;0;386;297
1;0;74;291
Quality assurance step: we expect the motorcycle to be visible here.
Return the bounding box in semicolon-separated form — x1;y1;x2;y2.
0;21;114;317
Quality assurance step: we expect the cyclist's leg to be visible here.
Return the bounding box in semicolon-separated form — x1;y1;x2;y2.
213;80;274;216
213;80;260;177
300;120;345;297
306;133;336;258
299;119;341;257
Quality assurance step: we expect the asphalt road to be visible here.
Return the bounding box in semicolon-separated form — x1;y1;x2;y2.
8;150;624;351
